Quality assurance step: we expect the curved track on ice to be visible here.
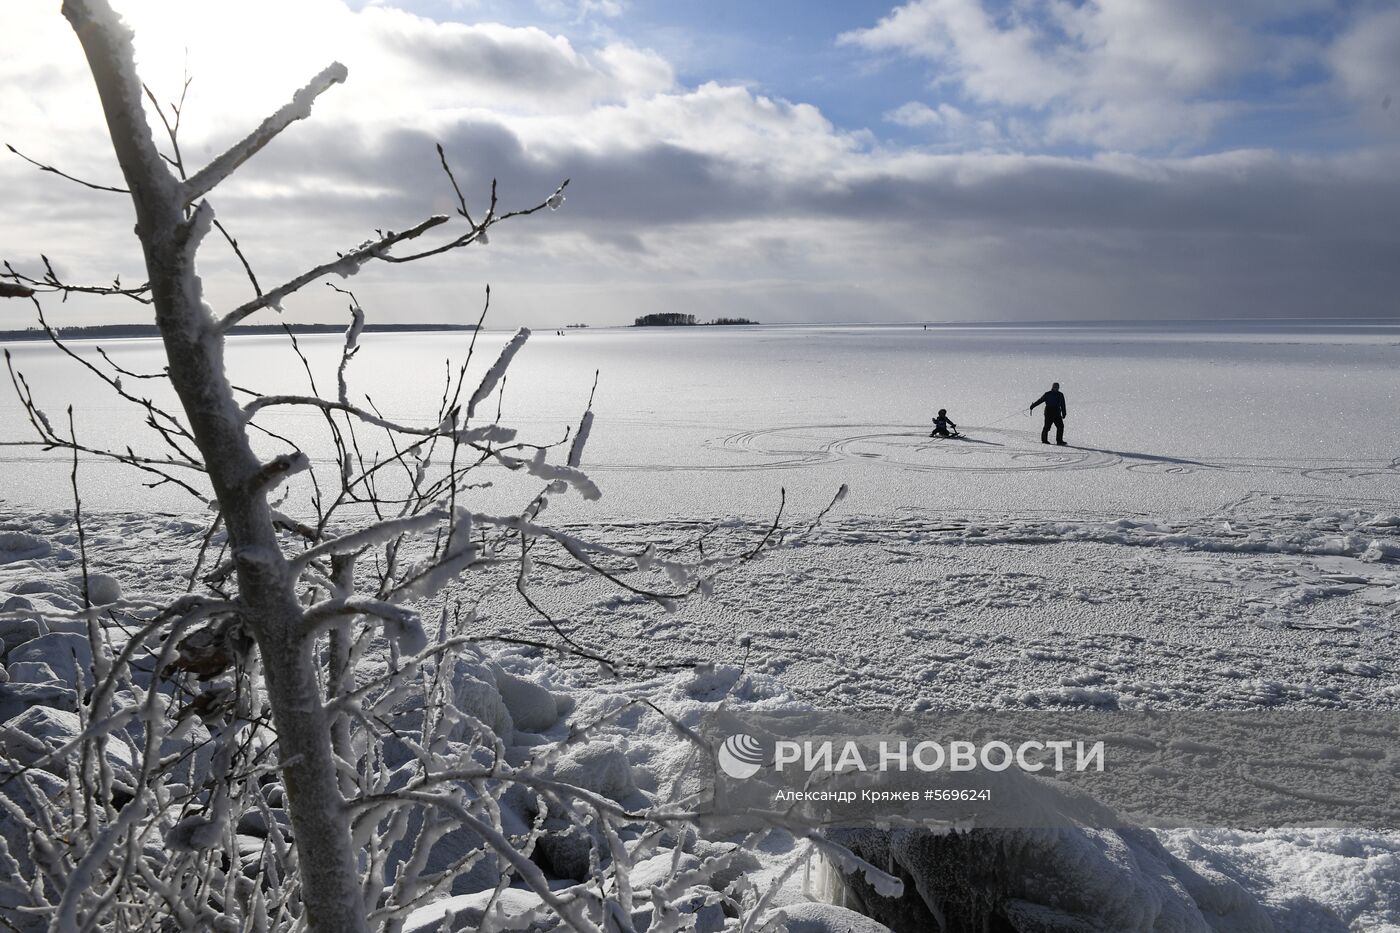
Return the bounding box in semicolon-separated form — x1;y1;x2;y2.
670;422;1400;482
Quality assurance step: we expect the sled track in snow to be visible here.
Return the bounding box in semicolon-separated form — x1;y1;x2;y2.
699;424;1400;480
712;424;1127;474
828;430;1121;473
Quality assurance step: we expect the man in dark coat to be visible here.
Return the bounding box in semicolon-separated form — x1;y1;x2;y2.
1030;382;1067;445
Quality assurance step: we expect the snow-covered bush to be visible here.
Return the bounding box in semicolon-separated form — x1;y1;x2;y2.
0;3;861;931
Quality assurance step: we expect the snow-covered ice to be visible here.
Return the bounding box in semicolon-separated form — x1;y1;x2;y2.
4;321;1398;520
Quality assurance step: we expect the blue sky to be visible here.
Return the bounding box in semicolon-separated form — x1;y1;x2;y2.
3;0;1399;325
396;0;1391;156
384;0;943;143
565;3;918;121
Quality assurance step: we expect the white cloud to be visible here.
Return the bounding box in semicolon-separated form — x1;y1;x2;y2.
886;101;944;127
0;0;672;151
515;81;866;179
531;0;625;21
1329;6;1400;107
577;0;624;19
884;100;1002;146
841;0;1331;151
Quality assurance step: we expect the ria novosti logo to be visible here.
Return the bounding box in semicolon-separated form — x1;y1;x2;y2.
717;733;766;779
715;733;1105;780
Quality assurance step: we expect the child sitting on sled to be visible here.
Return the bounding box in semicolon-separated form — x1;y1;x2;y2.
930;409;959;438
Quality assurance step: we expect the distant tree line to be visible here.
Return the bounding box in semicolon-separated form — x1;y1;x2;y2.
632;313;759;327
633;312;695;326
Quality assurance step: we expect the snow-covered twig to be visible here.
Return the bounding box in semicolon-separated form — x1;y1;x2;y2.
181;62;346;204
218;214;450;331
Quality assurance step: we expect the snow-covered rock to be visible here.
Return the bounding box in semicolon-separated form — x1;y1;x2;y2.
446;655;513;738
692;838;763;892
1161;827;1400;932
493;667;560;733
629;886;725;932
0;614;43;651
829;823;1273;933
778;903;894;933
552;740;634;801
11;579;74;599
627;849;702;890
402;888;550;932
235;833;272;875
235;807;290;839
7;631;92;684
613;850;728;931
0;705;133;776
5;661;59;684
70;572;122;606
0;681;78;721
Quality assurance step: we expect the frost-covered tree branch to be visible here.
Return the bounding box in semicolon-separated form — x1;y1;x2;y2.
2;256;151;304
180;63;346;205
218;215;450;332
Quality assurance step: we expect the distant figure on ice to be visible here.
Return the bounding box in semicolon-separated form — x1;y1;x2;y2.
1030;382;1067;445
930;409;959;438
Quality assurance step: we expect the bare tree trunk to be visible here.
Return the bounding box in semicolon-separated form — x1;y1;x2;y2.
62;3;368;930
329;554;360;797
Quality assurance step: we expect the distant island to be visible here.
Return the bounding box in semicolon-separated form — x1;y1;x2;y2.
633;313;759;327
0;322;479;342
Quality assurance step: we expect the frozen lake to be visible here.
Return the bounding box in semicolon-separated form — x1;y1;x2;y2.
4;321;1399;930
2;320;1397;522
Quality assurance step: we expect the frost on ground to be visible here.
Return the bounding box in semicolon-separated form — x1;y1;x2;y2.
481;495;1400;712
0;500;1397;931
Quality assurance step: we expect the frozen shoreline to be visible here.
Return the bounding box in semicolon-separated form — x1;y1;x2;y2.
3;500;1399;929
4;499;1397;710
